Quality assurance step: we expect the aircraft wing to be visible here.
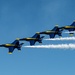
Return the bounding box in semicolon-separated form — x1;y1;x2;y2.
49;33;55;38
71;21;75;26
30;40;36;45
8;47;15;54
52;26;59;31
12;40;19;45
32;33;40;38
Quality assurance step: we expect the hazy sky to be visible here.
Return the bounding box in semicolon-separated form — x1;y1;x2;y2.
0;0;75;75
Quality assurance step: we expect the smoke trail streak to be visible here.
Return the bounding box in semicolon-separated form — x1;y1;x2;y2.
44;37;75;40
64;31;75;33
24;44;75;49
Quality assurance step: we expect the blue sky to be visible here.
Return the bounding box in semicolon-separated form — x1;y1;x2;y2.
0;0;75;75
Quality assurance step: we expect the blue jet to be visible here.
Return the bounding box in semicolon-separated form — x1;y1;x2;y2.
0;39;24;54
39;25;62;38
60;21;75;36
19;33;44;45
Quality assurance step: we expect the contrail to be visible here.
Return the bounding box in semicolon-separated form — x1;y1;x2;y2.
44;37;75;40
24;43;75;49
64;31;75;33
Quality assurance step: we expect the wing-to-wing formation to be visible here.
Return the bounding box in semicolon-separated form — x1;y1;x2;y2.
0;20;75;54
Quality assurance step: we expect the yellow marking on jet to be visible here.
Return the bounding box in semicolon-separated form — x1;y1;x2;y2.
69;34;73;36
73;20;75;22
65;26;75;28
46;31;55;33
55;24;59;27
26;38;36;40
5;44;15;46
36;32;40;34
8;52;12;54
16;38;20;40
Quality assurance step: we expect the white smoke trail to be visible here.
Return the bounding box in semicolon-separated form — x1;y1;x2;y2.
64;31;75;33
44;37;75;40
24;43;75;49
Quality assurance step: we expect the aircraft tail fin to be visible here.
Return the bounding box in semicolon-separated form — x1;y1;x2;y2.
41;36;45;39
20;43;24;46
17;43;24;50
58;30;62;37
68;21;75;33
38;36;45;43
58;33;62;37
52;26;59;31
71;21;75;26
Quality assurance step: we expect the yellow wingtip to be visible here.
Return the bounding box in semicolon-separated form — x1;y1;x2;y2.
73;20;75;22
8;52;12;54
36;32;40;34
69;34;73;36
16;38;20;40
55;24;59;27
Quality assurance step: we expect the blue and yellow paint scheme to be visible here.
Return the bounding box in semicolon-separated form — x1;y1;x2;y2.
39;25;62;38
60;21;75;36
19;33;44;45
0;40;24;54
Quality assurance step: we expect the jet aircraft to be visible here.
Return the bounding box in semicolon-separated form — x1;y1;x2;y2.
0;39;24;54
59;21;75;36
19;33;44;45
39;25;62;38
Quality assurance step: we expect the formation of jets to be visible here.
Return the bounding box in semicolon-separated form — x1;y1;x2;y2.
0;21;75;54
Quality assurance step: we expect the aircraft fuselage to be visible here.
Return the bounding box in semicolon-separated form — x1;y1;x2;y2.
20;38;39;41
0;44;20;48
40;31;61;35
62;26;75;29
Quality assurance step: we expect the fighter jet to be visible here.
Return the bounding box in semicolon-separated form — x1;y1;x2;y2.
59;21;75;36
0;39;24;54
39;25;62;38
19;33;44;45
